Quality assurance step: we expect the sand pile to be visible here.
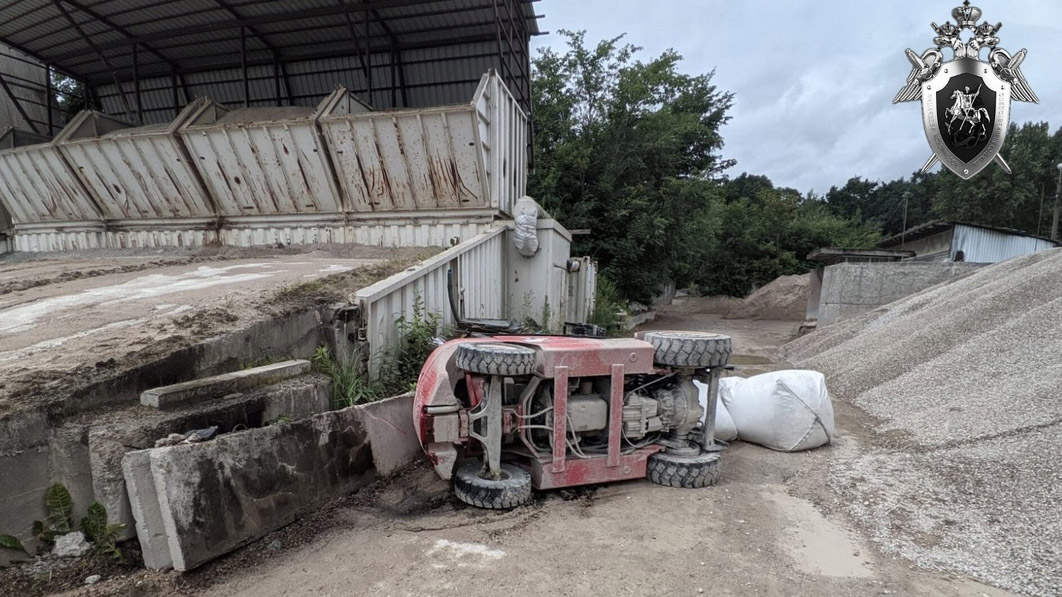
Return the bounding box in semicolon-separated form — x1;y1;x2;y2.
725;273;809;321
783;248;1062;596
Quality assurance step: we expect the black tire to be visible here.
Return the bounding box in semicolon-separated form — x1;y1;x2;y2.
453;461;533;509
643;331;731;368
647;450;721;488
455;342;536;376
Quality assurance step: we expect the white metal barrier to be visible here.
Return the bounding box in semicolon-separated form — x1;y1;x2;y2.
353;222;597;372
355;226;507;369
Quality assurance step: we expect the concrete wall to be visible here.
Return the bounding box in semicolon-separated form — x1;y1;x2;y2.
124;393;422;571
817;261;986;327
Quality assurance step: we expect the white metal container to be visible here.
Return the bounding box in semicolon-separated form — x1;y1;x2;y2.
317;70;527;216
55;103;215;220
179;100;344;217
0;128;101;224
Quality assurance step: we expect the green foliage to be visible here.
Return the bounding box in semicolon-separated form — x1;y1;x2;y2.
530;30;735;303
45;484;74;534
588;277;625;331
4;486;124;558
312;345;382;409
313;295;444;409
80;502;124;560
384;296;443;392
692;177;880;296
0;534;27;555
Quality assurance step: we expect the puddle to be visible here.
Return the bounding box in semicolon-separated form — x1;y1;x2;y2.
762;489;874;579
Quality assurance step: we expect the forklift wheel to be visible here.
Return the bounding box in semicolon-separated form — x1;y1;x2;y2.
644;331;732;368
455;343;536;376
647;450;721;488
454;462;533;509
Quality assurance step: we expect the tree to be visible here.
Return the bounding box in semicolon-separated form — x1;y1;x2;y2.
529;31;734;303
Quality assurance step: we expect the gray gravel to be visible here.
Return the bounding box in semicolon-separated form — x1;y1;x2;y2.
784;248;1062;596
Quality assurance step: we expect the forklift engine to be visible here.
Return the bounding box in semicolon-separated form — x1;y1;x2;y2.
413;331;732;509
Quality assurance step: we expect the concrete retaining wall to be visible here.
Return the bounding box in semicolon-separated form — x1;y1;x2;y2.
818;261;986;326
124;393;421;571
0;376;330;565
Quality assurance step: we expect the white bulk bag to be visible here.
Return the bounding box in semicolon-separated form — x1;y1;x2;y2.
694;379;738;441
720;370;834;452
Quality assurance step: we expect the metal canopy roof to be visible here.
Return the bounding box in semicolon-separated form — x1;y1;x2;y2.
0;0;540;127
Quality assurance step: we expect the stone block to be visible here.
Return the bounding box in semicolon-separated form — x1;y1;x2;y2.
122;450;171;570
358;393;422;476
140;360;311;410
133;407;373;571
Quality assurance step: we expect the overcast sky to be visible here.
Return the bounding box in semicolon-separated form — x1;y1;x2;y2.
530;0;1062;196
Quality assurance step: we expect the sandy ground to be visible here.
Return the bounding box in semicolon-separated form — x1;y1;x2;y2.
104;296;1011;597
0;246;424;415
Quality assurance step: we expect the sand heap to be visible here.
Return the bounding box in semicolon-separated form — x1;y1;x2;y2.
783;248;1062;597
725;273;809;321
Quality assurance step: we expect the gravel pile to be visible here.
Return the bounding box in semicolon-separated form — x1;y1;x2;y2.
725;273;809;321
783;248;1062;596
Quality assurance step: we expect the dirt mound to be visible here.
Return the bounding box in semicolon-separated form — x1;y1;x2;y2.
783;248;1062;595
725;273;809;321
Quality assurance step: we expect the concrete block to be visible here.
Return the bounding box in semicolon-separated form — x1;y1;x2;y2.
122;450;171;570
92;377;329;539
140;360;311;410
143;408;373;571
358;393;421;476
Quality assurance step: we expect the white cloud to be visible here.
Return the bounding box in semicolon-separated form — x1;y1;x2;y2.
532;0;1062;193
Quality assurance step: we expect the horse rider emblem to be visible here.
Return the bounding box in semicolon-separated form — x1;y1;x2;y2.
894;1;1037;179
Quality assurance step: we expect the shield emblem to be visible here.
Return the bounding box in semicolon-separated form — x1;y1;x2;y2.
921;57;1010;179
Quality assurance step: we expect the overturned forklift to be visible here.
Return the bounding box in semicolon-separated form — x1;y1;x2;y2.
413;331;732;508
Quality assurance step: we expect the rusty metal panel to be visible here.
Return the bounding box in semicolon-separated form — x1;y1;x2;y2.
356;226;507;371
318;87;487;213
179;100;343;216
55;104;215;220
0;135;101;224
473;72;528;216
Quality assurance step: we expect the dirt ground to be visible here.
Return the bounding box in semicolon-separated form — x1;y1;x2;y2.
32;296;1013;597
0;245;429;416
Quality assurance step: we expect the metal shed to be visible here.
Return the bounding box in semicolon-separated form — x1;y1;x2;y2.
878;221;1059;263
0;1;540;128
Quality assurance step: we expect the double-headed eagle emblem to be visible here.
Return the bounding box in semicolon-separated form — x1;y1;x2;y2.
894;1;1037;179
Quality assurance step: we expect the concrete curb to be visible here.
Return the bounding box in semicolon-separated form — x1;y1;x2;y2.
140;360;311;409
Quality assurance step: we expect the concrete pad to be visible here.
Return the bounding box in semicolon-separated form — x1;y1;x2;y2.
122;450;171;570
140;360;311;409
358;393;422;476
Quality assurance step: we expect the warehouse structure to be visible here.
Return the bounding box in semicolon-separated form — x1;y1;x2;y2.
0;1;538;124
877;220;1058;263
804;222;1059;328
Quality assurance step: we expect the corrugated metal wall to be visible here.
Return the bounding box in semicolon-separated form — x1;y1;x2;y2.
356;226;507;370
355;224;596;371
953;225;1057;263
0;44;48;132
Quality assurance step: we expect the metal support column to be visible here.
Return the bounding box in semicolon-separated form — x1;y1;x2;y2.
133;43;141;124
241;26;249;107
46;65;53;135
